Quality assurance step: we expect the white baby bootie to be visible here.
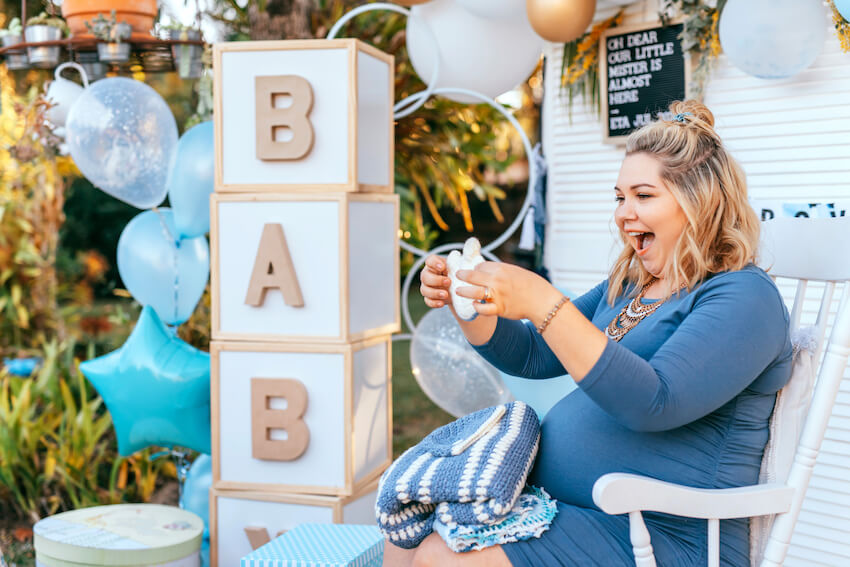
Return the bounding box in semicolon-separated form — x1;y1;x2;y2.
446;237;485;321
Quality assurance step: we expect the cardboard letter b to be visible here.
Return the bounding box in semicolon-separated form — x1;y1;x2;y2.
251;377;310;461
255;75;314;161
245;223;304;308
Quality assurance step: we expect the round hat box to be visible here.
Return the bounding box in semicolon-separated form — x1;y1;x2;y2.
34;504;203;567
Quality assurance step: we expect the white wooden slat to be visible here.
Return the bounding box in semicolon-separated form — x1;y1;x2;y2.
784;537;850;567
792;521;850;555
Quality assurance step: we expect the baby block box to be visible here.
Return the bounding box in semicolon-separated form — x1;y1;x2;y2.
212;482;379;567
241;524;383;567
211;336;391;496
211;192;400;344
214;39;394;193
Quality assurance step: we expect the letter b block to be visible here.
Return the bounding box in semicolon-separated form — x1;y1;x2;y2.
214;39;394;193
211;338;391;496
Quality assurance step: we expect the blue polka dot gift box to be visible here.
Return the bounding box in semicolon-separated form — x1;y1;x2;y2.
240;523;384;567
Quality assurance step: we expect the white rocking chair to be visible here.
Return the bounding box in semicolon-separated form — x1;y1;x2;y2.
592;217;850;567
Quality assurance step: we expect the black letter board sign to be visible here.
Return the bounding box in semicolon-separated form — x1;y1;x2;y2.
599;21;690;144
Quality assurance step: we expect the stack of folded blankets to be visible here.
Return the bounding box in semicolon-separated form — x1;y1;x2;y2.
376;401;542;549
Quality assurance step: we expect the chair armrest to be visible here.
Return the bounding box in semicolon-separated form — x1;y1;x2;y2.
592;473;794;519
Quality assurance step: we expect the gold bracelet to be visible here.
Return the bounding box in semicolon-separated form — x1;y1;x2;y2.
536;296;570;334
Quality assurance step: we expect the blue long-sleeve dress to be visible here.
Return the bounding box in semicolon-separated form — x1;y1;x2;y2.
471;265;793;566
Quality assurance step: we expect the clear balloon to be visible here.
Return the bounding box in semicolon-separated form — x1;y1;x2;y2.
455;0;525;20
117;208;210;326
406;0;543;103
65;77;178;209
80;306;211;456
167;121;215;239
719;0;827;79
181;454;212;539
410;307;513;417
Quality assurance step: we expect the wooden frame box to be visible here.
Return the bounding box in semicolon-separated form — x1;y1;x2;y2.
214;39;394;193
211;479;379;567
211;337;392;497
211;192;400;344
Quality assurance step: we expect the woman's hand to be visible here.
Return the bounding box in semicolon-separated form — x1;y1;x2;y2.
419;255;452;309
456;261;553;321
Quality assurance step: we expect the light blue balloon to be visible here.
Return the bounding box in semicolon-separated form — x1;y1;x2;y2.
66;77;178;209
80;306;211;456
181;454;212;539
836;0;850;22
117;208;209;325
500;286;578;419
500;373;577;420
167;122;215;239
719;0;827;79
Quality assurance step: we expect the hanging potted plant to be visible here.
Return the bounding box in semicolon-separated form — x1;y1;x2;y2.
0;17;28;70
164;23;203;79
85;10;132;64
24;12;68;68
62;0;157;38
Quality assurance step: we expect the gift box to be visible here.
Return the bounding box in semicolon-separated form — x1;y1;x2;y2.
33;504;203;567
240;523;383;567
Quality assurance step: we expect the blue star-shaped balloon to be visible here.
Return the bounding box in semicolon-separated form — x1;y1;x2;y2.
81;305;211;456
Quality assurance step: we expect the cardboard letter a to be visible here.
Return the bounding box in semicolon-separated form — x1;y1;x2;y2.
245;223;305;308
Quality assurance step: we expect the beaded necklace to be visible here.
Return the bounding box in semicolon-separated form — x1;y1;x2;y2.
604;279;682;342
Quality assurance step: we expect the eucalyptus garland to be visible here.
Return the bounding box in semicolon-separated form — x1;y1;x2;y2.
559;9;624;117
827;0;850;52
659;0;726;100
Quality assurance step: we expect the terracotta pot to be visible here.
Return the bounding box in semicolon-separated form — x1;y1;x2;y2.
61;0;157;37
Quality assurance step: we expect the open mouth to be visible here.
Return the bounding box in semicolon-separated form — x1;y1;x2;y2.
628;231;655;255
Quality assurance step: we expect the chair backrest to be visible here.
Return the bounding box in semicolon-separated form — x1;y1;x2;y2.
755;217;850;567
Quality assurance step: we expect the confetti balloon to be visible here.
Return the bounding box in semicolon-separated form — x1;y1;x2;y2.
66;77;178;209
410;307;513;417
719;0;828;79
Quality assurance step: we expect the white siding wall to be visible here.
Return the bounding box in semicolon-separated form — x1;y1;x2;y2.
542;1;850;564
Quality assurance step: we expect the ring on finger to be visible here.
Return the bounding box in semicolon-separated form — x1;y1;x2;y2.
483;286;494;303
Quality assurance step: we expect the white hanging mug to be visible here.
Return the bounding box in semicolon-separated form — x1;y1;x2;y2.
45;62;90;127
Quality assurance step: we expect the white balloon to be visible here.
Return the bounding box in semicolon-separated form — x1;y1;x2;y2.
406;0;543;103
455;0;525;21
410;307;513;418
719;0;828;79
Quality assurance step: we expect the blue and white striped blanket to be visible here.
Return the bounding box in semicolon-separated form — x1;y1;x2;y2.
376;401;540;549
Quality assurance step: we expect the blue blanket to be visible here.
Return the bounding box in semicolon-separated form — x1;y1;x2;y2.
376;401;540;548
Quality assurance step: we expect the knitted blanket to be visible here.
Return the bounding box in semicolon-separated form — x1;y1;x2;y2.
376;401;540;548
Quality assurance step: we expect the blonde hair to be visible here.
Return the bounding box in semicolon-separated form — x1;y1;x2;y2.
607;100;760;304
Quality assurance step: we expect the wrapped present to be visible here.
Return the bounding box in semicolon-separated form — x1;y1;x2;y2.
240;524;383;567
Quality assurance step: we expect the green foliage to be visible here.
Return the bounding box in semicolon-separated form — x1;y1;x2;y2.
25;11;68;33
84;10;132;44
0;73;74;356
0;341;174;523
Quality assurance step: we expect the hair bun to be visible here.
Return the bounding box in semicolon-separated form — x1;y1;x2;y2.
670;100;715;129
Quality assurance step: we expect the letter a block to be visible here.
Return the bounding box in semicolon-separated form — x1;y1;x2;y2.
214;39;394;193
211;193;399;343
210;337;392;496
